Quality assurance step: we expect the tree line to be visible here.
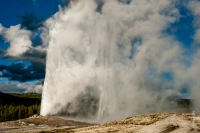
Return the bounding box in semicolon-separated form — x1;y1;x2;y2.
0;92;41;122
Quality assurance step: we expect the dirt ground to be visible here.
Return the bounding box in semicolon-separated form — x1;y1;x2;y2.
0;115;94;133
1;113;200;133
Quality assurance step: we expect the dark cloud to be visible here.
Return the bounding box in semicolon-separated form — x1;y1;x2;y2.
23;48;46;60
0;48;4;54
95;0;104;13
0;9;48;84
20;13;44;31
0;61;45;82
3;46;46;68
118;0;132;4
21;49;46;79
0;12;48;84
35;79;44;85
60;0;70;6
1;23;47;82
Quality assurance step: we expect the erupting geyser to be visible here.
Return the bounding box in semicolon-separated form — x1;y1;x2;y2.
41;0;200;122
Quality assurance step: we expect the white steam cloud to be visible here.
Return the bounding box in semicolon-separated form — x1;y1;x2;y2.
188;0;200;113
188;1;200;44
40;0;200;122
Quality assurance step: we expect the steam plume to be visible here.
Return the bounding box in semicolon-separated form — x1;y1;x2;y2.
41;0;200;122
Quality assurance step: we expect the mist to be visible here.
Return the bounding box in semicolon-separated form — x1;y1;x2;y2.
40;0;200;122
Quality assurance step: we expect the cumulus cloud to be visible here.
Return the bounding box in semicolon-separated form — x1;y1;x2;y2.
0;81;42;93
60;0;71;6
26;83;43;93
0;82;26;93
0;46;46;83
0;13;48;83
0;12;48;57
0;2;54;93
2;25;32;56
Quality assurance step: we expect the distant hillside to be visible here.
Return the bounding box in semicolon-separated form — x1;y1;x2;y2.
0;92;41;122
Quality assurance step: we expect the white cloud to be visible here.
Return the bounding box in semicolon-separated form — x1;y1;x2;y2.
0;82;26;93
3;25;32;56
26;84;43;93
0;81;42;93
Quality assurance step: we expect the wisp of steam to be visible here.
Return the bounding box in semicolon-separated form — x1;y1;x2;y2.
41;0;200;122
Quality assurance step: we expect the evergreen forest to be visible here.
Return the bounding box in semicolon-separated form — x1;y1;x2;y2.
0;92;41;122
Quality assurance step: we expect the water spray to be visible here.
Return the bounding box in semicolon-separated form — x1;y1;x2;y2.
192;111;195;130
40;0;200;122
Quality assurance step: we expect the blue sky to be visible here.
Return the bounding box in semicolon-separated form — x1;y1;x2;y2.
0;0;197;94
0;0;69;93
0;0;66;28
